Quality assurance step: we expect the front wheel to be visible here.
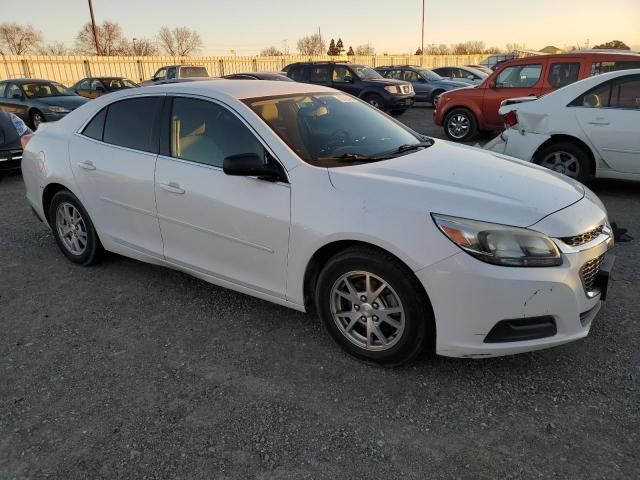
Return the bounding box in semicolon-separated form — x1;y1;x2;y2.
315;247;433;366
30;109;44;130
444;108;478;142
430;89;444;105
49;190;103;265
363;93;385;111
534;141;591;183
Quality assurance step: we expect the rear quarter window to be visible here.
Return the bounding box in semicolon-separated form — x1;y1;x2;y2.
81;107;107;140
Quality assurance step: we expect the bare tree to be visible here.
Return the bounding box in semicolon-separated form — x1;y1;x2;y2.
0;22;43;55
296;33;326;56
505;42;526;52
260;46;283;56
39;41;68;55
75;20;126;55
121;38;159;56
425;44;450;55
485;46;501;54
355;43;375;56
158;26;203;56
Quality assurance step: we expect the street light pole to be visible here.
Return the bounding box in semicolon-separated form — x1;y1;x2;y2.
421;0;425;59
87;0;100;56
132;38;137;56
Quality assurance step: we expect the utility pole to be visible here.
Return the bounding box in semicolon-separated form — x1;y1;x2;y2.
87;0;100;55
421;0;425;58
132;38;137;56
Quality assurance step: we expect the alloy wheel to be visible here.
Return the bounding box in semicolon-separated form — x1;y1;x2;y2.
330;271;405;351
32;112;43;129
540;151;581;179
447;113;470;139
56;202;88;255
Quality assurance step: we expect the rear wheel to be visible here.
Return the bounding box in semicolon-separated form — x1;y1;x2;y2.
49;190;103;265
315;247;433;366
363;93;385;111
534;141;591;183
444;108;478;142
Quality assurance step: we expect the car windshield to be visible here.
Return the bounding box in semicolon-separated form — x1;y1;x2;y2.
21;81;73;98
181;67;208;78
415;68;442;81
351;65;383;80
245;92;430;167
103;78;138;89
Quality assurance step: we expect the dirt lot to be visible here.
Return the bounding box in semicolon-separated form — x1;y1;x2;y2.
1;109;639;479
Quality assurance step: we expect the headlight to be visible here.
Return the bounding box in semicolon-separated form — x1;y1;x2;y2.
48;106;70;113
384;85;401;94
432;214;562;267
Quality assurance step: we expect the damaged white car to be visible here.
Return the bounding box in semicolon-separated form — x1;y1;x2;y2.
485;69;640;183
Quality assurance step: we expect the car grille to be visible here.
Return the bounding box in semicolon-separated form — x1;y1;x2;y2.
400;84;411;94
561;225;604;247
580;254;605;293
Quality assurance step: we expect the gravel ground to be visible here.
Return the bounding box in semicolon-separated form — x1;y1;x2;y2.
1;110;639;479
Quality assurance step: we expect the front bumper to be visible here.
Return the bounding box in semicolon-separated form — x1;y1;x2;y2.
386;94;415;109
417;231;613;358
0;149;22;173
484;129;550;162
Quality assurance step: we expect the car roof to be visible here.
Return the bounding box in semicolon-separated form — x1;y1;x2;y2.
142;78;335;99
5;78;59;84
507;52;640;63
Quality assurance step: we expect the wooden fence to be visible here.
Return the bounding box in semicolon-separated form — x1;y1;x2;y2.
0;54;495;86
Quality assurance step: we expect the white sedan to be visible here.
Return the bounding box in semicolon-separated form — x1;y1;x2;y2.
485;69;640;183
21;80;614;365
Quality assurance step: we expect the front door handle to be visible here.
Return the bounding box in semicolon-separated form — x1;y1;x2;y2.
588;120;610;125
159;182;186;194
77;160;96;171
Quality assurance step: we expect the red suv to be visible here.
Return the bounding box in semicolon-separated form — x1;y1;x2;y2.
434;52;640;141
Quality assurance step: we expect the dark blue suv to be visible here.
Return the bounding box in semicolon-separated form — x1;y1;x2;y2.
283;62;415;115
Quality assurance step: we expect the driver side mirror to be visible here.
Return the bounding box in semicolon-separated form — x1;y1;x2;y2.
95;85;104;92
11;93;25;100
151;76;158;82
223;153;285;182
418;77;427;83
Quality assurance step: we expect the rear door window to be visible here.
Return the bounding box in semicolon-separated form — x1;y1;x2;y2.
496;64;542;88
548;63;580;88
103;97;163;152
570;81;612;108
310;66;330;84
611;75;640;109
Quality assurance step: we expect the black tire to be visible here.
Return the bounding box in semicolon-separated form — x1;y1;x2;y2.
443;108;478;142
533;141;591;184
363;93;385;111
30;109;44;130
430;89;444;105
315;246;434;366
390;109;407;116
48;190;103;266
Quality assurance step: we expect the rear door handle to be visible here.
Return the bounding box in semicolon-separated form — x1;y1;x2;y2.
159;182;186;194
77;161;96;171
588;121;610;125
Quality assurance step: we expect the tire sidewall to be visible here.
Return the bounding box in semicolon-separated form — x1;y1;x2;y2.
315;250;431;366
364;93;385;111
30;109;43;130
49;190;101;265
444;108;477;141
534;142;590;183
431;89;444;104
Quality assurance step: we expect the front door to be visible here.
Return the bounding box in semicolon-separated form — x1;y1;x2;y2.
483;63;544;127
69;96;165;256
574;74;640;174
331;65;360;97
155;96;291;298
1;83;30;122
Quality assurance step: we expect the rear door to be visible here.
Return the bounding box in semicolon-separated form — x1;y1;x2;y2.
574;74;640;174
69;95;165;256
483;62;545;127
545;61;581;93
308;65;332;88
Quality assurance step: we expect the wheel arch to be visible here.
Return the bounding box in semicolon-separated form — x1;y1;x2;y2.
42;182;72;226
533;134;596;175
302;239;433;317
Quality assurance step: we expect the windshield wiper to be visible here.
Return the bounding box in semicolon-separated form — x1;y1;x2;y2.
395;140;434;153
317;152;373;162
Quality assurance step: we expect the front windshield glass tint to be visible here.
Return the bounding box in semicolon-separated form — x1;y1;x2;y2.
182;67;209;78
351;65;382;80
245;93;422;166
416;68;442;81
22;82;72;98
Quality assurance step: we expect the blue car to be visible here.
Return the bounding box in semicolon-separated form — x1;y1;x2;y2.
375;65;469;104
0;79;88;130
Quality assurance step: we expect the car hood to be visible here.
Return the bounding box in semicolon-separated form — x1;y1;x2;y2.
436;79;470;88
36;96;89;110
367;78;411;86
327;140;585;228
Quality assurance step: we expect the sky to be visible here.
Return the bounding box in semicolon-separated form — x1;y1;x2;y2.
1;0;639;55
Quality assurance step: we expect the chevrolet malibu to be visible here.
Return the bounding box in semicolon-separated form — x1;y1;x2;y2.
21;81;615;365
